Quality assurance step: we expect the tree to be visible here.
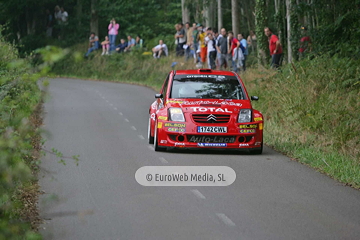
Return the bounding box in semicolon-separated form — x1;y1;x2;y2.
90;0;98;35
217;0;223;30
255;0;268;66
231;0;239;35
182;0;190;23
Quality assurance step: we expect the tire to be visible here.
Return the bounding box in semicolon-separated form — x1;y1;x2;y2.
154;121;166;152
148;117;154;144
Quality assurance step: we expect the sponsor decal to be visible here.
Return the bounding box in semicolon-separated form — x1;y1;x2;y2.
167;128;186;132
239;143;249;147
255;142;262;146
158;116;168;120
239;124;257;129
160;140;168;144
151;103;156;109
190;107;233;113
197;143;227;147
150;113;156;120
164;123;186;128
259;123;263;130
175;142;185;146
157;122;163;129
179;100;242;107
240;129;256;134
186;75;226;79
167;100;184;104
254;117;263;121
189;136;236;143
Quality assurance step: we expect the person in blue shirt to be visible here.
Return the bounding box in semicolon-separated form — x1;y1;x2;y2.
124;35;136;52
237;33;248;71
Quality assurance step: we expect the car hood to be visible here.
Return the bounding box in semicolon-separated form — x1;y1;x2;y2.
165;98;252;114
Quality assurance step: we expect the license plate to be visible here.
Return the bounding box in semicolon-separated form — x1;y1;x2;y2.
197;126;227;133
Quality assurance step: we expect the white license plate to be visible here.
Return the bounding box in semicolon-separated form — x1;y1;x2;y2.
197;126;227;133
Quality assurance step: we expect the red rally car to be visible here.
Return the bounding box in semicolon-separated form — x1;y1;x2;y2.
148;69;264;154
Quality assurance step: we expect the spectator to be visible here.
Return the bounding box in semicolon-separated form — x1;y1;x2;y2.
101;36;110;55
108;19;120;52
237;33;248;71
45;9;53;38
184;22;193;61
197;25;207;67
124;35;136;52
264;27;283;69
207;33;217;69
54;6;62;38
247;30;257;52
60;7;68;24
192;23;200;63
299;26;312;58
152;40;168;58
175;23;186;56
85;32;99;57
135;35;143;49
216;28;229;70
116;39;128;53
228;31;243;72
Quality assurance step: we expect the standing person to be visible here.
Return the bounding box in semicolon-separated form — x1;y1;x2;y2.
101;36;110;55
197;26;207;67
108;19;119;52
184;22;193;61
175;23;186;56
238;33;248;71
299;26;312;59
264;27;283;69
228;31;243;72
54;6;62;39
85;32;99;57
206;33;217;69
192;23;199;63
247;30;257;52
45;9;53;38
216;28;229;70
60;7;68;24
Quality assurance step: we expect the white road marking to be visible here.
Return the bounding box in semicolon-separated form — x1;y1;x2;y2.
138;135;145;140
119;112;123;116
148;146;154;151
159;157;168;164
131;126;137;130
113;107;117;110
125;118;129;122
191;189;206;199
216;213;236;227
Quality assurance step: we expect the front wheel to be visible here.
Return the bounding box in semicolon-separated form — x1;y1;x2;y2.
148;117;154;144
154;121;166;152
249;138;263;154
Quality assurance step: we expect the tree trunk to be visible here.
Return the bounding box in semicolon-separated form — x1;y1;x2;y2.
255;0;268;66
286;0;292;63
90;0;98;35
182;0;190;23
217;0;223;30
76;0;83;26
231;0;239;35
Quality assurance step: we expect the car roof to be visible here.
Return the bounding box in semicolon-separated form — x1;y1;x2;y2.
175;69;236;76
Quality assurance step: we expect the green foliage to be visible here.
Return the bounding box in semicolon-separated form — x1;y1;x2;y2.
255;0;268;65
0;35;42;238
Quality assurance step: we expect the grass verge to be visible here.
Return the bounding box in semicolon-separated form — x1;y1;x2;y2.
51;46;360;189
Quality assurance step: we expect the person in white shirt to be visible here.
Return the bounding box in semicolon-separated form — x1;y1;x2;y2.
61;7;68;24
206;33;217;69
152;40;168;58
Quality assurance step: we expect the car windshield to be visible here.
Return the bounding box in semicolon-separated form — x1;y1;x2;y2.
170;75;245;100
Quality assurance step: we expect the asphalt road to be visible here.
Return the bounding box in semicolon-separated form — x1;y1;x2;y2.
39;78;360;240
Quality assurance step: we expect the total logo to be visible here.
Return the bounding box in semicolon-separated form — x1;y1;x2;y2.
190;107;233;113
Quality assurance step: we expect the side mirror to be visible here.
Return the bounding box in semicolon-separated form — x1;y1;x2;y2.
251;96;259;101
155;93;163;98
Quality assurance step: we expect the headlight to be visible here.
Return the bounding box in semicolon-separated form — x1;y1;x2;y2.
169;108;185;122
238;109;252;123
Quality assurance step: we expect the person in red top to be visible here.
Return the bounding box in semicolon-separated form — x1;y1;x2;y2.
228;31;241;72
264;27;283;69
299;26;312;58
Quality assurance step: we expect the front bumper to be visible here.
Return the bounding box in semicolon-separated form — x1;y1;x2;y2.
156;121;263;149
